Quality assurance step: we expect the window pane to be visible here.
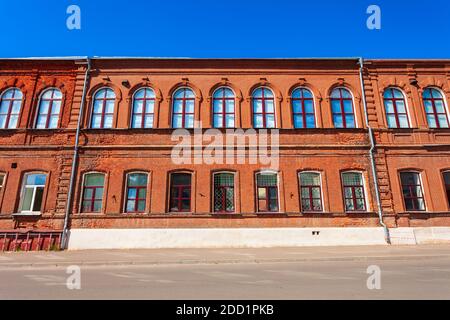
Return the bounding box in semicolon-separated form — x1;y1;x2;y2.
91;115;102;128
331;100;341;113
384;100;394;113
173;100;183;114
343;100;353;113
292;101;302;114
398;115;409;128
213;100;223;113
265;100;274;113
343;173;363;186
293;115;303;128
185;100;194;113
345;115;355;128
134;100;143;114
26;174;47;185
333;115;344;128
85;174;104;187
257;174;277;186
21;187;34;211
306;115;315;128
0;116;6;129
103;115;113;128
254;114;263;128
266;114;275;128
438;115;449;128
434;100;445;113
172;115;182;128
214;114;223;128
253;100;263;113
396;101;406;113
48;115;59;128
8;115;18;129
225;100;234;113
300;173;320;185
128;173;147;187
12;100;22;114
185;115;194;128
32;187;44;212
424;101;433;114
144;115;153;128
172;173;191;186
132;115;142;128
225;115;234;128
304;100;314;113
146;100;154;113
427;115;437;128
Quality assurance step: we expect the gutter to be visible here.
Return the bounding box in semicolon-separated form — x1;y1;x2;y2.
60;57;91;249
358;57;391;244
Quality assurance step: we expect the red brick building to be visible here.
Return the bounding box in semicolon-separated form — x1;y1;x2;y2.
0;57;449;250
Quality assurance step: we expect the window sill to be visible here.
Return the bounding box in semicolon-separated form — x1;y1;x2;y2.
12;212;42;217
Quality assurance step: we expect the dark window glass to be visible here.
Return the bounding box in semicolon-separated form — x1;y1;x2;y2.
169;173;191;212
213;173;235;213
443;171;450;208
256;173;278;212
400;172;425;211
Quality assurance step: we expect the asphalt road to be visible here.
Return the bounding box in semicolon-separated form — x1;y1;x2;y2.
2;246;450;299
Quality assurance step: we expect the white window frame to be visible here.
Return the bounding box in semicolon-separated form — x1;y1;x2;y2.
19;172;47;214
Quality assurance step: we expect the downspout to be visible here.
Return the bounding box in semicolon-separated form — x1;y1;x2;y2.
61;57;91;249
358;57;391;244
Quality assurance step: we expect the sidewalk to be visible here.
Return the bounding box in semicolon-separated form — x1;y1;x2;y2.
2;244;450;269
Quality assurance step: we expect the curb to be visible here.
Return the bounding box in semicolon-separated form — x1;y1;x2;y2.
1;253;450;270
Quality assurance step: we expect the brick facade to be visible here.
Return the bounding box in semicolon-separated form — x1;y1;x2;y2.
0;58;449;238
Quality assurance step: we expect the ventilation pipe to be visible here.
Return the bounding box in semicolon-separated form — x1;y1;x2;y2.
61;57;91;249
358;57;391;244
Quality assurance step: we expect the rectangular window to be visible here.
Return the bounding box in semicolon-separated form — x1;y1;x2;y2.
342;172;366;212
443;171;450;209
299;172;322;212
169;173;191;212
125;173;148;213
20;173;47;213
400;172;425;211
256;173;278;212
213;173;234;213
81;173;105;213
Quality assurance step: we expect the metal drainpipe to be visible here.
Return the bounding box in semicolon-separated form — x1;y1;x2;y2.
61;57;91;249
358;57;391;244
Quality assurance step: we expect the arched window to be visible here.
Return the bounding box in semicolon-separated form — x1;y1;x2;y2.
19;172;47;213
91;88;115;129
330;88;355;128
255;172;278;212
125;172;148;213
384;88;409;128
131;88;155;128
81;173;105;213
169;173;192;212
291;88;315;128
400;171;425;211
298;172;322;212
36;88;62;129
213;172;235;213
172;88;195;128
252;87;275;128
341;171;366;212
0;88;22;129
213;87;235;128
423;88;449;128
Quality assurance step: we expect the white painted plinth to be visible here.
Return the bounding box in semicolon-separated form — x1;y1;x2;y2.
67;227;387;250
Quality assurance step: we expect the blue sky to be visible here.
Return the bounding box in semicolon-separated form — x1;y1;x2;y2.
0;0;449;58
